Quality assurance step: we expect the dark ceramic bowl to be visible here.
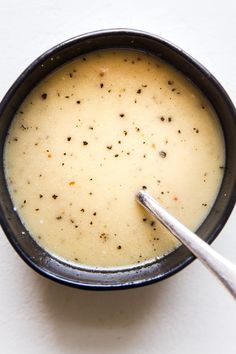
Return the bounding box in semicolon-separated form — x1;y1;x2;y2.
0;29;235;290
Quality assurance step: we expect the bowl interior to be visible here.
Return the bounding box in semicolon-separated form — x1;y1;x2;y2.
0;29;235;289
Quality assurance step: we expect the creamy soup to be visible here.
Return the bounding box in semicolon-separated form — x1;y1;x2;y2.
4;49;225;267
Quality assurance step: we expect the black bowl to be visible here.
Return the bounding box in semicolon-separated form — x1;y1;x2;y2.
0;29;235;290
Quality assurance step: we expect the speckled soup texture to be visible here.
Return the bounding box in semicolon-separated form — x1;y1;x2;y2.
4;49;225;267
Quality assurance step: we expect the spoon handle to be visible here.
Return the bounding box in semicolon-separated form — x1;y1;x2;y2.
137;190;236;300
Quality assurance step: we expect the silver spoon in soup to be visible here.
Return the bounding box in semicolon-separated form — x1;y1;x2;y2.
136;190;236;299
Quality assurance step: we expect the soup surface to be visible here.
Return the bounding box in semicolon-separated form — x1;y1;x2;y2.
4;49;225;267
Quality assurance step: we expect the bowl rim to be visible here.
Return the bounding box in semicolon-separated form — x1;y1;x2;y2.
0;28;236;290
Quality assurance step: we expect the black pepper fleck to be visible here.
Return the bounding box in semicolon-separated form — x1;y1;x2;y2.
41;93;47;100
159;151;167;158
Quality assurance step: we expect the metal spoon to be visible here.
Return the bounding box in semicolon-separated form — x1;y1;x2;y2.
136;190;236;299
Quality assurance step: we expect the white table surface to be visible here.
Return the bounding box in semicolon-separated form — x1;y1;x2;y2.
0;1;235;353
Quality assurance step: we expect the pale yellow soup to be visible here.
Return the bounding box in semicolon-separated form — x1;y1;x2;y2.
4;49;225;267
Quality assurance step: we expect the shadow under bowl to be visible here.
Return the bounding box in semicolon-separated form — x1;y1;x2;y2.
0;29;235;290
